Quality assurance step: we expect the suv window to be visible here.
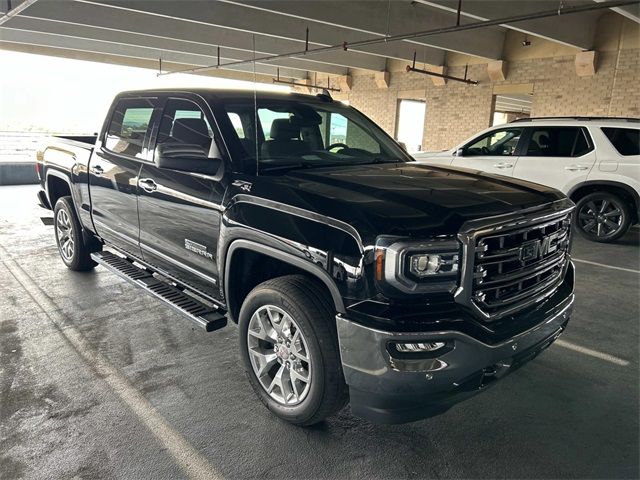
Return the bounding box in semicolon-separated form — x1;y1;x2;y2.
602;127;640;156
105;98;155;158
464;128;523;156
156;98;214;156
524;127;592;157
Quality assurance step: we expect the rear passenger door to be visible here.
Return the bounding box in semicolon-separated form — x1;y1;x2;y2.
513;126;595;193
137;96;227;299
90;97;158;257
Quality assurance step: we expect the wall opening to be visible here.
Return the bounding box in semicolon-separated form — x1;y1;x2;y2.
492;94;532;126
396;99;426;153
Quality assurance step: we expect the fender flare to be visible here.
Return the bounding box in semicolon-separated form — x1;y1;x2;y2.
224;239;346;320
46;170;79;211
567;180;640;213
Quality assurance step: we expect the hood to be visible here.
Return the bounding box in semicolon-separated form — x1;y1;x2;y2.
248;162;565;243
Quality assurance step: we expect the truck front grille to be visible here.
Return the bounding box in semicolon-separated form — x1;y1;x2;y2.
456;205;574;321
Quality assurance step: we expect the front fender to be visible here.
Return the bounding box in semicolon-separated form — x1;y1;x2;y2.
219;197;372;314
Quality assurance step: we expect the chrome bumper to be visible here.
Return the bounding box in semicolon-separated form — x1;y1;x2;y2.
337;274;575;424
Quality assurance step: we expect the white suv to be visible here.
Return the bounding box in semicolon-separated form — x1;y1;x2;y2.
414;117;639;242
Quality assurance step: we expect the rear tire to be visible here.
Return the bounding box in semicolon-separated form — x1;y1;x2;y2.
54;196;98;271
238;275;348;426
574;192;631;243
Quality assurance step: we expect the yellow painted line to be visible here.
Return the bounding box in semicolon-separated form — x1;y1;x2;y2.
555;339;630;367
0;247;220;480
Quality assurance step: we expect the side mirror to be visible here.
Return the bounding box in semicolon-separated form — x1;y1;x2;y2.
155;144;222;176
398;141;407;152
455;148;465;157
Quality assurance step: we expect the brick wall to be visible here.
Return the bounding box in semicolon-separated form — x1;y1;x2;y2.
332;48;639;152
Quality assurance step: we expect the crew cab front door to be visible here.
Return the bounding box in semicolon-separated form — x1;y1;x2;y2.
89;97;157;257
137;96;227;299
512;126;596;192
451;127;524;177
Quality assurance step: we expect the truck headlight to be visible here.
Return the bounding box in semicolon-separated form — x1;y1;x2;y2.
376;237;461;294
409;253;459;277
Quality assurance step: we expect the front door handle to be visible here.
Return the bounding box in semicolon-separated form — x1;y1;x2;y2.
493;162;514;169
565;164;589;171
91;165;104;176
138;178;157;193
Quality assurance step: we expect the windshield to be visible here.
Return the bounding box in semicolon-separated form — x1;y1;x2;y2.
219;97;411;174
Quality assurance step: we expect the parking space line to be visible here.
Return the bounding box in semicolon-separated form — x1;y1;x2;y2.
572;258;640;274
0;247;221;480
555;339;630;367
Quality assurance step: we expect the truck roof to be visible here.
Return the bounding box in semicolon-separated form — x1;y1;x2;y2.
116;88;331;103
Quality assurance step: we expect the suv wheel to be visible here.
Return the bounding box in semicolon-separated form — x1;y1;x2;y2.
575;192;631;243
54;196;98;271
238;275;347;426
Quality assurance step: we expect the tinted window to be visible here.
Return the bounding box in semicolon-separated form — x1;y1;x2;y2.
464;128;523;156
525;127;592;157
156;98;213;156
105;98;155;158
602;127;640;156
221;99;405;174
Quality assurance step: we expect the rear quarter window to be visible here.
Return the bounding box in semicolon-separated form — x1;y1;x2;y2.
105;98;156;158
601;127;640;156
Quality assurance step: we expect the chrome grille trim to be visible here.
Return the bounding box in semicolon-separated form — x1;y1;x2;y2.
454;199;575;321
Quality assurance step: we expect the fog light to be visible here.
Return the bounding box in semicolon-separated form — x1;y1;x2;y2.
395;342;446;353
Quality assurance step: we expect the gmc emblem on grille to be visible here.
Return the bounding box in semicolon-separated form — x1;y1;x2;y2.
519;231;561;263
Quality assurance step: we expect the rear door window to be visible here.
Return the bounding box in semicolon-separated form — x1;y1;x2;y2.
602;127;640;156
524;127;593;157
105;98;156;158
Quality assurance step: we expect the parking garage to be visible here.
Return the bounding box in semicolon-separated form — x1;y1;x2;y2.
1;1;639;479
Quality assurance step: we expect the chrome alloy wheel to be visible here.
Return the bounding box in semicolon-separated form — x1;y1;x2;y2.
247;305;312;405
578;198;624;239
56;208;75;262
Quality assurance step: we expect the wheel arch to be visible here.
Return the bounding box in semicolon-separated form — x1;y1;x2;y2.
46;170;73;209
224;239;346;324
568;181;639;223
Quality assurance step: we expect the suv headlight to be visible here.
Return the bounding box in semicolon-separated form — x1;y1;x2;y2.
375;237;461;294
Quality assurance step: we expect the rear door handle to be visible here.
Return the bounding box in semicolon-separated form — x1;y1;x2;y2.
493;162;514;169
138;178;157;193
91;165;104;176
565;164;589;171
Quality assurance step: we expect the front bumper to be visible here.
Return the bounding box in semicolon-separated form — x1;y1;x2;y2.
337;266;575;424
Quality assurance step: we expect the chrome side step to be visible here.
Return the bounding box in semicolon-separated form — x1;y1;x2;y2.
91;251;227;332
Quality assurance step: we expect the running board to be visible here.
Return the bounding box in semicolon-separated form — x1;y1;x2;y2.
91;251;227;332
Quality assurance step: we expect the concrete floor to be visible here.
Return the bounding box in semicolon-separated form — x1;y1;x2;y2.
1;184;638;479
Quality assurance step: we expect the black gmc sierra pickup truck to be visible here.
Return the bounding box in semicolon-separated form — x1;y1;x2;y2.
36;89;575;425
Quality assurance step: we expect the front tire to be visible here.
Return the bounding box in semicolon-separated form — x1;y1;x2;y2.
239;275;347;426
54;196;98;271
574;192;631;243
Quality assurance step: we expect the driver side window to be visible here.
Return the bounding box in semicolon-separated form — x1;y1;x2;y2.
465;128;523;156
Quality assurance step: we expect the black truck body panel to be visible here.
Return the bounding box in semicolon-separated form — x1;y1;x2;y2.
37;89;575;424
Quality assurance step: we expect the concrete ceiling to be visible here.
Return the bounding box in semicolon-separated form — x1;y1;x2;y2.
1;0;637;81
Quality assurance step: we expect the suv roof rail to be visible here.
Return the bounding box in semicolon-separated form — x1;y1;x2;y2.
510;116;640;123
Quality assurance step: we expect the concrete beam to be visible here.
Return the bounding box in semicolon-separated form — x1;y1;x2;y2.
0;40;282;84
15;0;387;73
6;15;348;76
221;0;505;60
73;0;445;65
0;27;304;78
418;0;600;50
